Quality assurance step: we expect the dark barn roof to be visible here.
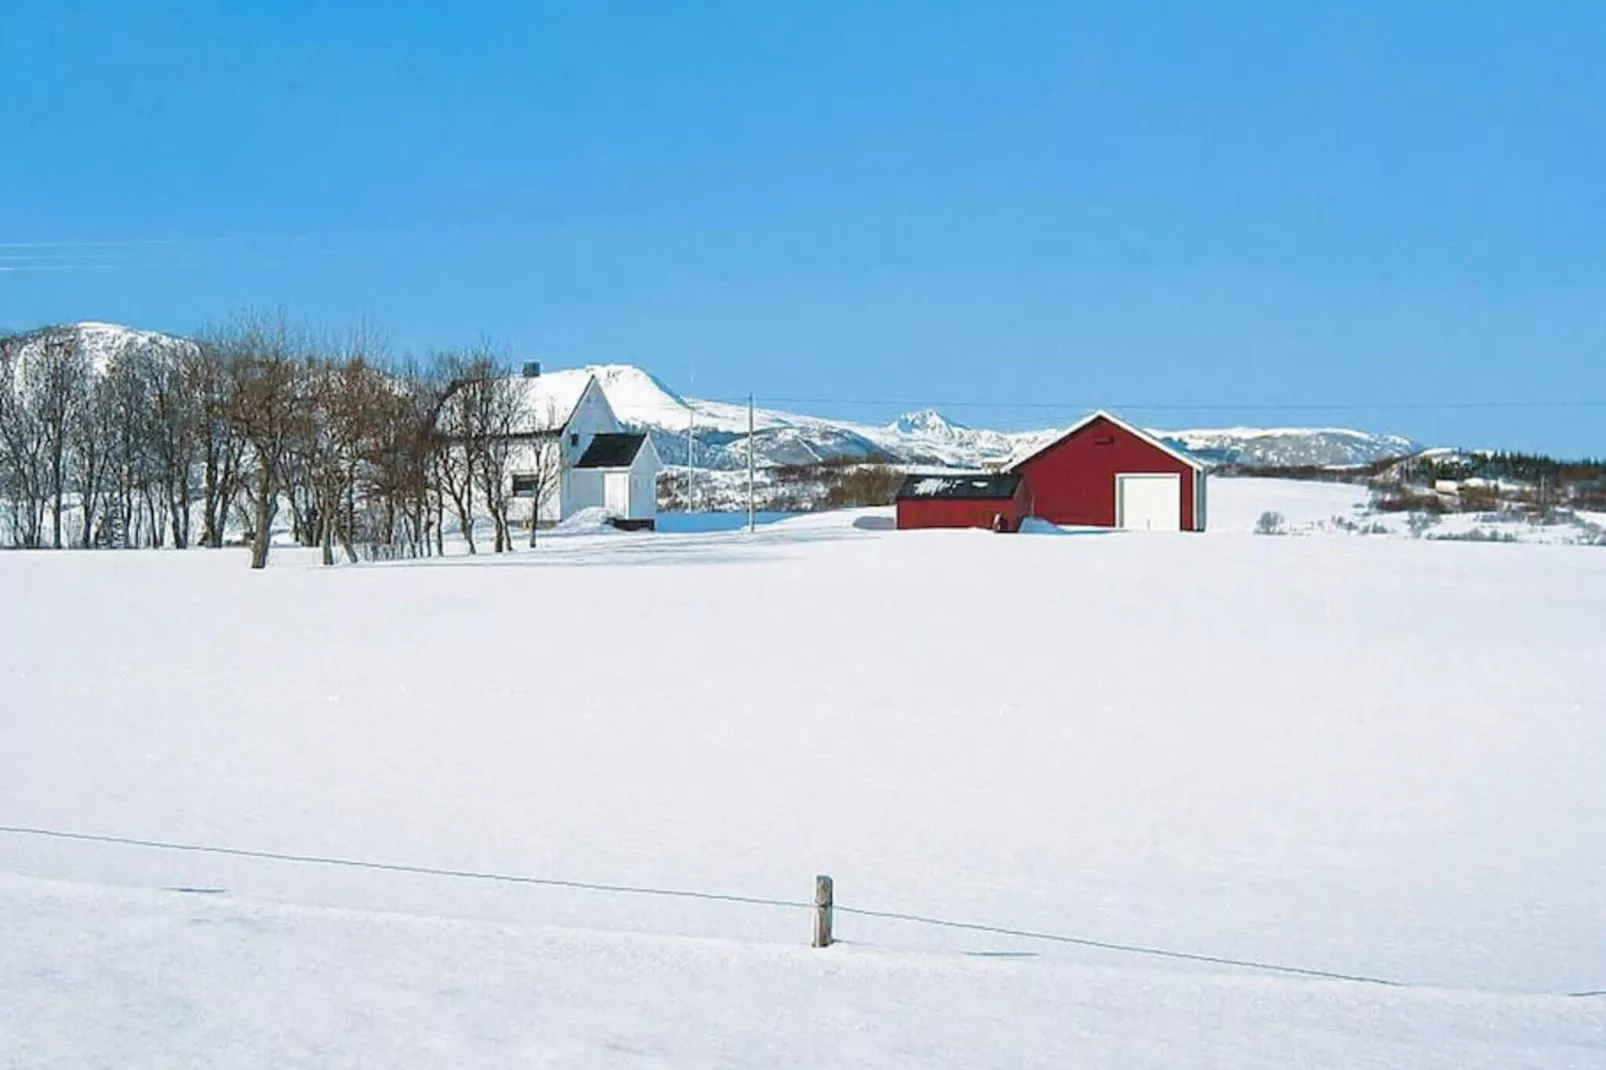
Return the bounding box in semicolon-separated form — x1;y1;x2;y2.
574;432;648;469
896;472;1023;500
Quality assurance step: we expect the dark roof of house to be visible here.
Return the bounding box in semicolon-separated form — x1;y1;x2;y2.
896;472;1023;500
574;432;648;469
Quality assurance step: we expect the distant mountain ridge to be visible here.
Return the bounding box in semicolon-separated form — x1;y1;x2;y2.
565;361;1421;471
20;322;1421;471
1158;427;1421;469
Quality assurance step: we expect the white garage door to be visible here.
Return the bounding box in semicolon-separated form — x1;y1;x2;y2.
1116;473;1182;531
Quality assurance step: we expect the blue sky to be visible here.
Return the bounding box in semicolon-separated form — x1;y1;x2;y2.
2;2;1603;454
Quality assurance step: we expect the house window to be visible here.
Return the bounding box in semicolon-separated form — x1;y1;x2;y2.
511;475;541;497
1094;435;1115;445
569;432;579;447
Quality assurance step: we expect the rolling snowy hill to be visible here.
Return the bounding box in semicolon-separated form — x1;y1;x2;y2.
11;323;1422;471
1161;426;1420;468
566;361;1421;470
2;487;1604;1066
0;321;192;381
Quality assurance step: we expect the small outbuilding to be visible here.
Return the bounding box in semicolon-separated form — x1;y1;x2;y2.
895;473;1030;533
566;432;661;530
1009;410;1206;531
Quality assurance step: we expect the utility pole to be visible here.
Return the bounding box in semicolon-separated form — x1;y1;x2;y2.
685;363;695;513
685;406;695;512
748;393;756;533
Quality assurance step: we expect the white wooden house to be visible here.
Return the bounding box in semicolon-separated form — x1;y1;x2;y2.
505;368;662;528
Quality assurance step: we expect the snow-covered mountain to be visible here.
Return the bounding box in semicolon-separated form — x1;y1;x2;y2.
1157;427;1420;469
12;323;1420;470
571;364;1025;469
71;321;194;371
1;321;192;383
573;362;1419;470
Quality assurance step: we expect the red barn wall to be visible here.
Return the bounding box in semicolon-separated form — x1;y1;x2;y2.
896;483;1029;532
1014;416;1198;529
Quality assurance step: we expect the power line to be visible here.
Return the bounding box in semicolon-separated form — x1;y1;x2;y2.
0;825;812;912
748;395;1606;414
1;321;1595;416
4;823;1602;996
0;253;132;263
7;824;1382;984
834;905;1401;987
0;265;122;274
0;234;324;250
445;392;1606;418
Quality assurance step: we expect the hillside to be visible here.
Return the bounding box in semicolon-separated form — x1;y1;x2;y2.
7;873;1598;1069
2;483;1603;1066
7;323;1421;471
522;360;1422;471
1162;425;1420;468
0;321;192;382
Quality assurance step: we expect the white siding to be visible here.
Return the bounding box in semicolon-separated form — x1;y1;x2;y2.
565;469;607;514
562;381;621;469
626;436;663;521
630;472;655;519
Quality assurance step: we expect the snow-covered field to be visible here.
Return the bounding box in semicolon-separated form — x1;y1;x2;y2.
1208;476;1605;544
7;875;1600;1070
3;479;1604;1067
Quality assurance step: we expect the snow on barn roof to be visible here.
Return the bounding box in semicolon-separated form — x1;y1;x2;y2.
895;472;1023;500
1007;409;1207;472
574;432;647;469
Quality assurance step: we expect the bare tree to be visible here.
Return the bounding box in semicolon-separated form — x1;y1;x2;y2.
468;352;526;553
225;313;310;569
100;344;158;548
433;352;494;554
359;357;444;558
141;340;205;548
189;338;246;549
0;331;48;548
515;397;565;547
3;314;582;564
19;329;93;548
296;328;395;565
67;371;115;547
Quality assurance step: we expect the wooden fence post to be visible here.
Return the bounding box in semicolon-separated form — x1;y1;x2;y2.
813;874;834;948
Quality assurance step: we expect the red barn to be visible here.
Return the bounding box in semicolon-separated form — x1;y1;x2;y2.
1010;410;1207;531
895;472;1030;532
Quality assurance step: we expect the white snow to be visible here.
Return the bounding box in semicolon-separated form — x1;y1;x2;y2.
1205;476;1372;531
2;478;1604;1065
1159;426;1420;467
505;366;595;431
5;873;1601;1070
547;505;622;535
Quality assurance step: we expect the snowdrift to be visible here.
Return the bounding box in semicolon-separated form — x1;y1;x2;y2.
2;479;1604;1065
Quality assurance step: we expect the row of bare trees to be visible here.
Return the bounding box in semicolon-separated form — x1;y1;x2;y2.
0;315;562;568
